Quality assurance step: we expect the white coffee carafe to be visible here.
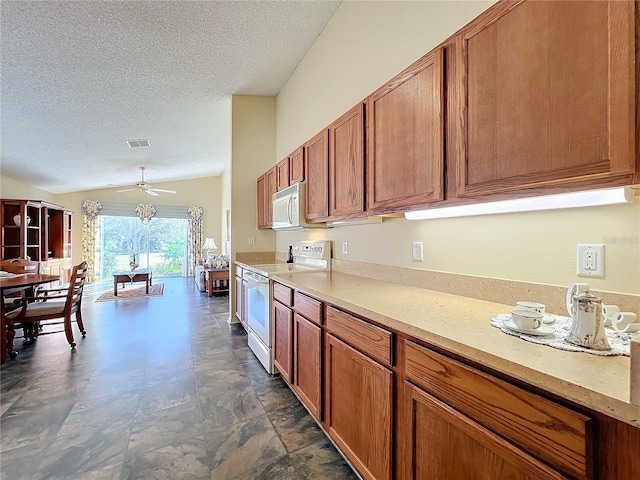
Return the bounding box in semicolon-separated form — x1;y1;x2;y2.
565;283;611;351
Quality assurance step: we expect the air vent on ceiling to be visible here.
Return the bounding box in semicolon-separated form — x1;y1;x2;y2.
126;139;150;148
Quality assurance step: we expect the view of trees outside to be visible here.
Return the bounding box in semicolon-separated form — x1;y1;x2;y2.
99;216;188;279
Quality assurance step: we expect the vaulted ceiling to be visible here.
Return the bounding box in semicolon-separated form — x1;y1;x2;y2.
1;0;340;194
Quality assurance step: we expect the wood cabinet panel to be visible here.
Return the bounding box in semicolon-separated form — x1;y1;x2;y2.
366;48;444;213
234;275;244;322
273;282;293;307
304;129;330;222
289;147;305;184
326;334;393;480
405;382;567;480
276;158;290;191
326;306;392;366
405;341;591;480
265;167;277;227
455;0;636;197
329;103;365;219
294;313;322;420
274;300;294;384
293;291;322;325
256;174;267;229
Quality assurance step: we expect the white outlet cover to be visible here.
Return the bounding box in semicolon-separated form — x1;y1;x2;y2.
412;241;423;262
577;244;604;278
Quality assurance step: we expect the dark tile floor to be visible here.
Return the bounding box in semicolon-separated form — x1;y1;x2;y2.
0;277;358;480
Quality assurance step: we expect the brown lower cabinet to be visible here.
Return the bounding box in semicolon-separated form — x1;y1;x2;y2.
273;300;293;384
293;313;322;420
325;333;393;480
405;383;566;479
271;282;639;480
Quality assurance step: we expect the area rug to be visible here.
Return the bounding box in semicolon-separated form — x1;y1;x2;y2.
96;283;164;302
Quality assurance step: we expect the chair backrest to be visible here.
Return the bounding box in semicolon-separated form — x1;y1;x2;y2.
66;261;88;315
1;258;41;274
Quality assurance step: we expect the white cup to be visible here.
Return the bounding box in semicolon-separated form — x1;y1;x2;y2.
511;309;544;330
515;301;546;315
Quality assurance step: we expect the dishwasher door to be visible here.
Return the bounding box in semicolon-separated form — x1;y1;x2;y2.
245;272;271;347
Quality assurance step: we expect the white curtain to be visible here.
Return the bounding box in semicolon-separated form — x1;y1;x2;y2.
187;206;203;277
81;200;103;283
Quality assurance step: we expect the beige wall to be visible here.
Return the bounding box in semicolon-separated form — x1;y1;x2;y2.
55;176;222;265
273;1;640;296
231;95;277;260
221;167;231;256
1;174;57;203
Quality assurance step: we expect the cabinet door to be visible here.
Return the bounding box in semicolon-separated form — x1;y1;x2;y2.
329;103;365;219
276;158;290;191
325;334;393;480
289;147;305;184
454;0;636;197
257;174;267;229
265;167;277;227
235;275;243;322
304;129;329;222
366;48;444;214
240;278;248;330
404;382;567;480
294;313;322;420
274;300;294;384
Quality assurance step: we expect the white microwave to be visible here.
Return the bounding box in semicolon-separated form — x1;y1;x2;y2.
272;183;325;230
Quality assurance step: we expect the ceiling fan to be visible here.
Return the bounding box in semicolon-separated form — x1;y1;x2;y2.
114;166;176;196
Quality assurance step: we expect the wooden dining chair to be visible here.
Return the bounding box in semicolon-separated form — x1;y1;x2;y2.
6;261;88;348
1;259;41;313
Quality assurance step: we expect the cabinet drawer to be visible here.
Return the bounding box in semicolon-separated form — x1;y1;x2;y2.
273;282;293;307
404;341;592;480
326;306;392;366
293;291;322;325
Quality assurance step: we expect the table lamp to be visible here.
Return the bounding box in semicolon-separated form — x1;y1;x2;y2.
202;237;218;264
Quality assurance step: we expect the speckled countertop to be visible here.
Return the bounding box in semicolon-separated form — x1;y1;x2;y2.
269;270;639;428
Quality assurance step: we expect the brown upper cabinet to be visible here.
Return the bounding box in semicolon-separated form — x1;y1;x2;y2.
276;157;290;191
277;147;305;192
257;166;277;229
366;48;445;214
452;0;637;199
329;103;366;220
305;129;330;222
289;147;305;184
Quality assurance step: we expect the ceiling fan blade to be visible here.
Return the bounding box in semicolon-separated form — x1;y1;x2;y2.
116;188;137;193
151;188;176;194
145;190;160;196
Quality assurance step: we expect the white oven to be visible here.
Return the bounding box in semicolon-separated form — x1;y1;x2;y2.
243;240;332;374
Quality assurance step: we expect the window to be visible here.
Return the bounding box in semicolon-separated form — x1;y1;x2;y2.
98;216;188;280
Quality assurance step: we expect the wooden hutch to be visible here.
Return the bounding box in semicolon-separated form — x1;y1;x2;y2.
1;199;73;282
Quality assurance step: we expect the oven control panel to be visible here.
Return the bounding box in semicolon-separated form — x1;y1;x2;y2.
292;241;332;261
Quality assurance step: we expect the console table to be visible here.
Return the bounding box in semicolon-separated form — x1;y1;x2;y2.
205;268;229;296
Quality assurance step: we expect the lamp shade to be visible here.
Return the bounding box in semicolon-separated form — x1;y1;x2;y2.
202;237;218;250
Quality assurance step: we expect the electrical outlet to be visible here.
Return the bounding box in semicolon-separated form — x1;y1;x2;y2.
248;236;255;246
577;244;604;277
412;241;423;262
342;241;348;255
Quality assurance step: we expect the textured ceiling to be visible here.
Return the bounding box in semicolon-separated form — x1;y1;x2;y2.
0;0;340;194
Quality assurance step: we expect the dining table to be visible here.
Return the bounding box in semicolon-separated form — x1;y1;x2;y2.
1;272;60;363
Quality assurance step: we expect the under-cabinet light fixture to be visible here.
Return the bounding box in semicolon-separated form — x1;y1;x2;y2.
404;187;635;221
326;216;383;227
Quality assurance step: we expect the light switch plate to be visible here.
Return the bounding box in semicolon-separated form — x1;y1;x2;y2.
577;244;604;277
342;241;348;255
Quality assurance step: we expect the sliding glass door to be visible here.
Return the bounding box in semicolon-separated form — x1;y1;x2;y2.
98;216;188;280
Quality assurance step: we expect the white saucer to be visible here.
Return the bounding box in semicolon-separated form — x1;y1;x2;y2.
542;314;556;324
502;319;555;336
